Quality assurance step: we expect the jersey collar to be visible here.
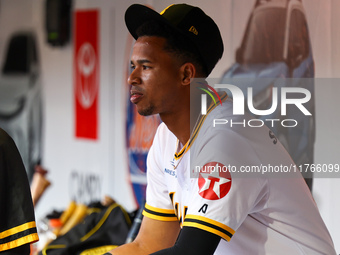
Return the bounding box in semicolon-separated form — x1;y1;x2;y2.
174;92;228;160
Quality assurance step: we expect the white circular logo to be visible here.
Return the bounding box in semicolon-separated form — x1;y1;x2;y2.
76;42;98;109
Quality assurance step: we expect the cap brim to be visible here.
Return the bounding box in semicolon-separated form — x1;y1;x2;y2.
125;4;174;40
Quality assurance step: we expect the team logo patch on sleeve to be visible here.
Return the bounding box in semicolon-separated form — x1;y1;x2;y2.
198;162;232;200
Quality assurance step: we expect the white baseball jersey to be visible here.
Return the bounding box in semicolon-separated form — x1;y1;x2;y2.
143;93;336;254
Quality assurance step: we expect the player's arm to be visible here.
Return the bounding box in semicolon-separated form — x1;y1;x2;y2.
107;216;180;255
150;227;221;255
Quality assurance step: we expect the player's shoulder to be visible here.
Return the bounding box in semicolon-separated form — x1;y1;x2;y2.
156;122;167;133
153;122;177;147
155;122;174;139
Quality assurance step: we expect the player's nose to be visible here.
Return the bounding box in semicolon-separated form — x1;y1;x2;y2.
128;67;141;86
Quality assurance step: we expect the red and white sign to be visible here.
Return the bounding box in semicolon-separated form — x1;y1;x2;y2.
74;10;99;139
198;162;232;200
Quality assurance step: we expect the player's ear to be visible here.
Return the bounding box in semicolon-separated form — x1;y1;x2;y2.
180;63;196;86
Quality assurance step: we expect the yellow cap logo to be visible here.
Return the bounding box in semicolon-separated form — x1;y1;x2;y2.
189;26;198;35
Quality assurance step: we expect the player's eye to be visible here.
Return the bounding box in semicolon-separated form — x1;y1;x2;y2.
142;65;151;70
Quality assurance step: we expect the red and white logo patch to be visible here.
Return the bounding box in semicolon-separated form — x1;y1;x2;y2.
198;162;232;200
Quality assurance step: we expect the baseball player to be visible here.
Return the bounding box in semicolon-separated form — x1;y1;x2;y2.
108;3;336;255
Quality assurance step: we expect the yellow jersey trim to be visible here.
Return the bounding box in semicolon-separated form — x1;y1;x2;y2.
0;233;39;251
145;204;176;214
143;204;178;221
0;221;36;239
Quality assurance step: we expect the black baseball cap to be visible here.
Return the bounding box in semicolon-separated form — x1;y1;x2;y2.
125;4;224;76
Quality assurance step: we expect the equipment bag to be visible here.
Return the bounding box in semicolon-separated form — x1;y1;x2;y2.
39;203;131;255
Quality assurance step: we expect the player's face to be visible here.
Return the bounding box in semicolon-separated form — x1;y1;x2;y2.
128;36;183;116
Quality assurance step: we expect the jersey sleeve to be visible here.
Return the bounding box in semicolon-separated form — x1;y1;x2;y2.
183;127;269;242
0;128;39;251
143;124;178;222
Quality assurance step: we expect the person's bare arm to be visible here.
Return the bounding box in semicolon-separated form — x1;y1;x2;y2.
108;216;180;255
